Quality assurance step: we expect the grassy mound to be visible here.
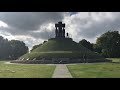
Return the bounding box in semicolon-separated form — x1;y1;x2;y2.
20;38;104;60
21;51;103;60
33;38;86;52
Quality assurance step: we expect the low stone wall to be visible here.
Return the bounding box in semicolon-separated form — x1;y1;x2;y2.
10;58;112;64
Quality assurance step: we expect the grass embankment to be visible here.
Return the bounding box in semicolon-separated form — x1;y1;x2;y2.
20;39;103;60
67;58;120;78
21;51;102;60
0;61;55;78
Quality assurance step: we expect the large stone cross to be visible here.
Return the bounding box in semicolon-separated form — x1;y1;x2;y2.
55;21;65;38
55;21;65;30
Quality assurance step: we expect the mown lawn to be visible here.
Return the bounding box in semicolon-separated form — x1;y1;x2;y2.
67;60;120;78
0;61;55;78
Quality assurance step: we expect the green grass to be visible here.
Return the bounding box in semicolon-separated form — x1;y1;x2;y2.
20;38;103;60
33;38;84;52
0;61;55;78
21;51;103;60
67;62;120;78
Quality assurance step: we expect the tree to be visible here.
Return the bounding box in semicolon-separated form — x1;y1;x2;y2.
31;44;42;51
9;40;29;60
93;44;102;53
96;31;120;58
31;41;47;51
0;36;10;59
0;36;29;60
79;39;93;51
43;41;47;44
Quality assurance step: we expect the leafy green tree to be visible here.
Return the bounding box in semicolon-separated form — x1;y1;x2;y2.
31;41;47;51
0;36;10;59
93;44;102;53
0;36;28;60
96;31;120;58
9;40;29;60
31;44;42;51
79;39;93;51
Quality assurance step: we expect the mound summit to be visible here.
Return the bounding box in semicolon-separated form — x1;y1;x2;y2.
11;21;110;64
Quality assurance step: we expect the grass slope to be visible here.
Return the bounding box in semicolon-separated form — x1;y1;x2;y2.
21;38;103;60
33;38;86;52
0;61;55;78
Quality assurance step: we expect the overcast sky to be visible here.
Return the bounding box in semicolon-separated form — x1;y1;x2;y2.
0;12;120;50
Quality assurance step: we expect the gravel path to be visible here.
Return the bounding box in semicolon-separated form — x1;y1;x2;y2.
52;64;72;78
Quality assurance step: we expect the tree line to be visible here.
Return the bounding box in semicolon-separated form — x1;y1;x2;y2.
79;31;120;58
0;36;28;60
1;30;120;60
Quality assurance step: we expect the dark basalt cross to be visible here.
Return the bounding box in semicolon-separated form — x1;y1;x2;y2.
55;21;65;38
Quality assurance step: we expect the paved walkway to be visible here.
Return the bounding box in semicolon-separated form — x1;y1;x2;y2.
52;64;72;78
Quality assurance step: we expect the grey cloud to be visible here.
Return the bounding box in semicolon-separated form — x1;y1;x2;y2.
0;12;64;31
1;25;55;40
29;30;55;40
68;12;120;39
79;18;120;39
0;12;64;40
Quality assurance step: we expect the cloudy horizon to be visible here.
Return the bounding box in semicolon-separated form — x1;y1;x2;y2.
0;12;120;50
